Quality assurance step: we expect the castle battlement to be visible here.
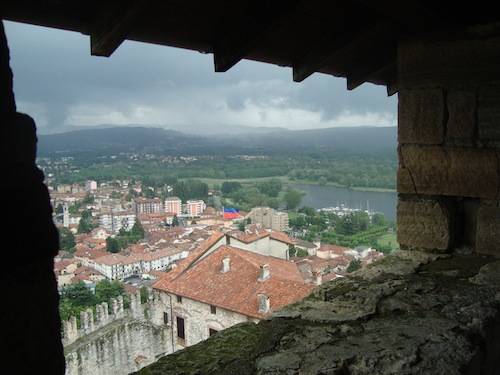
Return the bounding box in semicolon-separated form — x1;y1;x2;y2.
62;288;163;347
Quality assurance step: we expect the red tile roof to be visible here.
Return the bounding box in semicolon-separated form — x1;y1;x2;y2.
153;245;314;319
269;231;295;245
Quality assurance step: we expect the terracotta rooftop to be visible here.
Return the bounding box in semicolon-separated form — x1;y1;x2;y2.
269;231;295;245
154;245;314;319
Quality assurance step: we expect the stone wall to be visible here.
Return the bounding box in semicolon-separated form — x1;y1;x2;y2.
154;291;257;353
396;30;500;255
63;290;172;375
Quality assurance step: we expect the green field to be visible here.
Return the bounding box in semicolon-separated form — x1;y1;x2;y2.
376;232;399;250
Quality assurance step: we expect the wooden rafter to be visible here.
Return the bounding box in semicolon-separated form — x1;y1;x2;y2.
293;23;387;83
90;1;145;57
346;60;396;90
213;0;301;72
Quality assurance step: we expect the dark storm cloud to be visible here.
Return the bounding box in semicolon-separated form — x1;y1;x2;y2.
4;21;396;133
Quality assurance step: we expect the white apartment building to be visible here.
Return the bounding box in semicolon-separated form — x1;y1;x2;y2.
99;212;136;233
85;180;98;191
134;198;163;214
186;200;206;217
92;248;189;280
165;197;182;215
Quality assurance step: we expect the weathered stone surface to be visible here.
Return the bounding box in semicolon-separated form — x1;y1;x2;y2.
396;166;416;193
447;90;477;139
397;199;453;251
135;252;500;375
479;85;500;141
476;205;500;255
399;145;499;199
398;89;445;144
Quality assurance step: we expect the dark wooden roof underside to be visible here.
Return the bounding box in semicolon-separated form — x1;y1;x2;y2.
1;0;499;93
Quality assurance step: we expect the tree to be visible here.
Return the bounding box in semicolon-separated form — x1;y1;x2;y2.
257;178;282;197
81;193;94;205
238;221;245;231
172;215;179;227
106;237;120;253
372;213;387;227
130;221;145;240
59;227;76;253
221;181;242;195
61;281;95;307
140;287;149;304
283;189;304;210
95;280;123;303
346;259;362;273
77;209;96;234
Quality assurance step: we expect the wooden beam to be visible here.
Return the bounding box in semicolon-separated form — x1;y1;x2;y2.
293;23;386;83
213;0;301;72
346;61;396;90
387;82;399;96
90;1;144;57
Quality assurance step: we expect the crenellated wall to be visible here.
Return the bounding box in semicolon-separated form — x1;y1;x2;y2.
396;30;500;255
63;290;172;375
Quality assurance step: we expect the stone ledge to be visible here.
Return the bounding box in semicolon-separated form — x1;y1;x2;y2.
134;251;500;375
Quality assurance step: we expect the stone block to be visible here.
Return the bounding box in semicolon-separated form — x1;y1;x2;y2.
447;90;476;139
399;145;499;199
397;167;416;194
476;205;500;256
478;85;500;141
398;89;445;144
397;199;453;251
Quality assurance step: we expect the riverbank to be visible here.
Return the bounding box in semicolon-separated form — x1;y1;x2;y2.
181;176;396;193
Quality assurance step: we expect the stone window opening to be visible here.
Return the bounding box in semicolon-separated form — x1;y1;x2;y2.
210;305;217;314
163;312;169;325
176;295;182;304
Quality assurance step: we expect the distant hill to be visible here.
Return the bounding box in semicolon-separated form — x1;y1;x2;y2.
37;127;206;155
232;126;397;154
38;125;397;156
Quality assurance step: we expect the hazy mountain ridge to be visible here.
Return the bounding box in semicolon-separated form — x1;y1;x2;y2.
38;125;397;156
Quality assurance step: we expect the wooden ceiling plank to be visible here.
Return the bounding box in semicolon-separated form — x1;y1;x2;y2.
346;61;396;90
293;23;385;83
90;1;145;57
213;0;301;72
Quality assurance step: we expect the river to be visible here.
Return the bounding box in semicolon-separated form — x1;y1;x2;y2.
289;183;398;221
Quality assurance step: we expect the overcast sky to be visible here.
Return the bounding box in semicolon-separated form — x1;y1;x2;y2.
4;21;396;134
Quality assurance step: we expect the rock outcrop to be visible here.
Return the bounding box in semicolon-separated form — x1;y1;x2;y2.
135;251;500;375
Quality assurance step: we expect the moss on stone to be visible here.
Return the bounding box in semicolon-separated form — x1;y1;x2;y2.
137;252;500;374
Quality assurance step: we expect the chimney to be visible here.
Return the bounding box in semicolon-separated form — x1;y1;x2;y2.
258;293;270;314
313;271;322;286
221;256;230;273
259;264;270;281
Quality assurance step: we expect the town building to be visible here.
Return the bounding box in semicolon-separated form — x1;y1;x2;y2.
225;227;295;260
246;207;289;231
92;247;189;280
134;198;163;214
99;211;136;233
152;244;314;353
186;200;206;217
165;197;182;216
85;180;98;191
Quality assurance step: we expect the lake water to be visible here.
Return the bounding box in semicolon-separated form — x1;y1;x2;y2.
289;183;398;221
